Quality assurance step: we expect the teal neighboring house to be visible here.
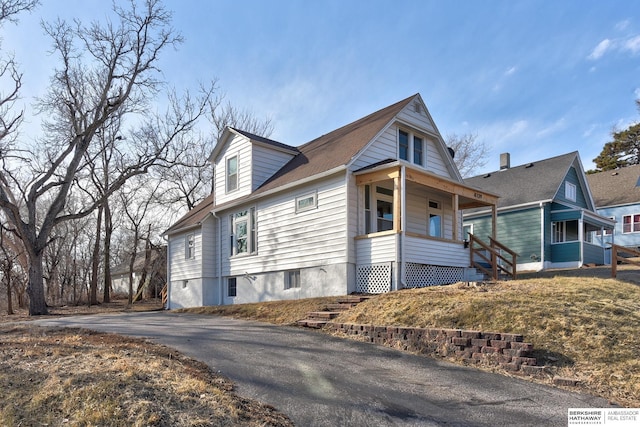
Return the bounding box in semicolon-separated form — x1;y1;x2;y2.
464;152;615;272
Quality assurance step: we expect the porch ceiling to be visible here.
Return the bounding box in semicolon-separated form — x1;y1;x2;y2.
354;164;498;209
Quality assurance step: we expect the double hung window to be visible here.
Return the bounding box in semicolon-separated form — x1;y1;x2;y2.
226;155;238;192
623;214;640;233
230;208;256;255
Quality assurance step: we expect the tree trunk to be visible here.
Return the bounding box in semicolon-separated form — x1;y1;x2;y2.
102;202;112;303
26;251;48;315
127;228;139;305
6;266;13;315
134;226;152;302
89;206;103;306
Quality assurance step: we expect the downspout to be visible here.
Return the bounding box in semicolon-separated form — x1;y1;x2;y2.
165;235;171;309
539;202;545;271
212;211;223;306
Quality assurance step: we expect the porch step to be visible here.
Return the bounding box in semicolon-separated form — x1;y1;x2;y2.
298;294;375;329
306;311;340;320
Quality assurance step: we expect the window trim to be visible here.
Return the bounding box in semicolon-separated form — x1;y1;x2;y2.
230;208;257;256
398;128;428;167
622;213;640;234
295;191;318;213
398;129;409;161
428;199;443;238
284;270;301;290
565;181;577;202
227;277;237;297
185;233;195;259
413;136;424;166
226;154;239;193
551;220;579;243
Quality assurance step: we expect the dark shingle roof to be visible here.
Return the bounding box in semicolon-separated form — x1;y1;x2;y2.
253;94;417;194
164;193;214;235
587;164;640;208
230;128;299;153
165;94;418;235
465;152;579;208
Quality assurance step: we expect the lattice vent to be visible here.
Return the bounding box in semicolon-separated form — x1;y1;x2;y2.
404;263;463;288
356;263;392;294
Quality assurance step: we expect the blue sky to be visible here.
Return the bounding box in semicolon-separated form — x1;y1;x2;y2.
4;0;640;174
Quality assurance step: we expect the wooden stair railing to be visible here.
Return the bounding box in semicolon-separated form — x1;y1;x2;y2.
609;244;640;278
160;284;168;307
468;233;518;281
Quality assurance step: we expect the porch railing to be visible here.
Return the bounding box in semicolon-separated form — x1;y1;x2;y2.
161;284;168;307
468;233;518;281
610;244;640;278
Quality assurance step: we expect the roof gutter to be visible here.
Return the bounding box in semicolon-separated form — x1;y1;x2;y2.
464;199;554;218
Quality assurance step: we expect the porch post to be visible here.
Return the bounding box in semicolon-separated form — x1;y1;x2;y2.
393;175;402;232
452;194;459;241
491;205;497;240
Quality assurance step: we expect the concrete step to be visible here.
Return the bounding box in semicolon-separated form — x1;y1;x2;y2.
323;303;355;311
296;319;327;328
335;295;372;304
306;311;340;320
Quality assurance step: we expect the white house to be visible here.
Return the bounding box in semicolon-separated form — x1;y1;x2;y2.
164;94;499;309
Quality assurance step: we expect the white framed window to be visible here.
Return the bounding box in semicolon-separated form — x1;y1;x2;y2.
398;128;427;166
463;223;473;240
226;155;238;193
565;182;576;202
623;214;640;233
284;270;301;290
398;130;409;161
552;220;579;243
364;185;372;234
375;186;394;232
227;277;237;297
296;191;317;213
413;136;424;166
230;208;257;256
185;233;195;259
428;199;443;238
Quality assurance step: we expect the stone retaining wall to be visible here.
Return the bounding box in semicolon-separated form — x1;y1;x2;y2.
325;322;546;375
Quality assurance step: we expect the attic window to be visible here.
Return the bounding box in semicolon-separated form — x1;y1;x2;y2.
226;155;238;193
296;192;317;213
565;182;577;202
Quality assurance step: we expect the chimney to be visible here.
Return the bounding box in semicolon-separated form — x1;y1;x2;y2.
500;153;510;170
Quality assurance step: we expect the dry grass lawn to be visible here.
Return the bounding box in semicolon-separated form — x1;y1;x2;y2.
0;324;293;427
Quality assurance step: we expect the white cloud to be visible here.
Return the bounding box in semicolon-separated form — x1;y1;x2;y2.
588;39;612;60
536;118;566;138
615;20;630;31
505;66;517;76
623;35;640;54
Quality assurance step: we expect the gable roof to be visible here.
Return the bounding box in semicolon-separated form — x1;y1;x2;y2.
465;151;580;209
253;94;418;195
587;164;640;208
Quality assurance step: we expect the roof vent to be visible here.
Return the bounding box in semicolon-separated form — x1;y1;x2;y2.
484;173;491;178
414;101;422;114
611;171;619;176
525;163;534;168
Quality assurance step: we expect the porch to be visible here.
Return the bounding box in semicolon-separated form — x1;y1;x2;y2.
353;163;499;293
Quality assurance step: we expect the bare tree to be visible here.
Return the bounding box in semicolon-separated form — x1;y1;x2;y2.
154;98;274;213
446;133;490;178
0;0;213;315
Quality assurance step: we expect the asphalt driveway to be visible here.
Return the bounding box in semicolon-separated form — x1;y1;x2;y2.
34;312;611;426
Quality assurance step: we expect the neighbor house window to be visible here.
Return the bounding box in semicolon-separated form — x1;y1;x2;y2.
552;220;579;243
428;200;442;238
623;214;640;233
398;130;409;161
185;233;195;259
284;270;300;290
226;155;238;192
413;136;424;166
230;208;257;255
565;182;576;202
296;192;317;212
228;277;237;297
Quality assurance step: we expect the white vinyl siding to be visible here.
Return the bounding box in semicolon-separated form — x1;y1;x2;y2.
404;235;468;267
220;174;348;276
214;134;253;205
169;229;203;281
252;144;295;190
201;216;217;278
352;123;453;179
